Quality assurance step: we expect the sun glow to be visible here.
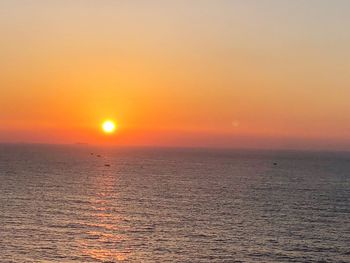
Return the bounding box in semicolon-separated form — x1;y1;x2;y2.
102;120;116;134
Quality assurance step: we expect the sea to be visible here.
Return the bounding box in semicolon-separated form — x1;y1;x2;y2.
0;144;349;263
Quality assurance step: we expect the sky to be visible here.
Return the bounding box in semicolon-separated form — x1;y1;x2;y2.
1;0;350;150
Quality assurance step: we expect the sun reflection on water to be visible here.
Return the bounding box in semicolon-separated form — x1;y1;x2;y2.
77;163;131;262
82;247;130;262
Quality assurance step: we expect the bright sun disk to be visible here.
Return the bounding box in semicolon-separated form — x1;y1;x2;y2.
102;120;116;134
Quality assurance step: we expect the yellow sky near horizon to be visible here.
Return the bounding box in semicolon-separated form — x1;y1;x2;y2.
1;1;350;149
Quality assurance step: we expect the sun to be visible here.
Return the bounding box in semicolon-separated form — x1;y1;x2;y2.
102;120;117;134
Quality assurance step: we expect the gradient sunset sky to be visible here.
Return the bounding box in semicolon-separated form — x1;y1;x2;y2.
1;0;350;149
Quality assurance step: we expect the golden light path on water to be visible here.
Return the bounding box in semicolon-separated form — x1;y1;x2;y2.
77;158;131;262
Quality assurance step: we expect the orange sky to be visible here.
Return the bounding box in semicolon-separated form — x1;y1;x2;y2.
1;1;350;150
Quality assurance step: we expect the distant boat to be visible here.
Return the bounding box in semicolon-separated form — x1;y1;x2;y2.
104;164;110;167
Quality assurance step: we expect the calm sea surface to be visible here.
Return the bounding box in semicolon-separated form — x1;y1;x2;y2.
0;144;349;262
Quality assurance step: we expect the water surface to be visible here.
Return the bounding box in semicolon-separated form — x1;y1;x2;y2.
0;145;349;262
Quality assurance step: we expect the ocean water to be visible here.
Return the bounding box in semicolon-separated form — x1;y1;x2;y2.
0;145;349;263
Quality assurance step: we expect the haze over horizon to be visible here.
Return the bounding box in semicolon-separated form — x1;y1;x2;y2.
1;0;350;150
